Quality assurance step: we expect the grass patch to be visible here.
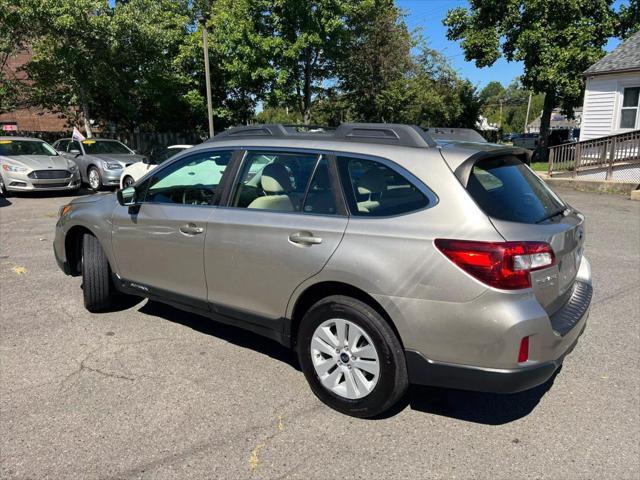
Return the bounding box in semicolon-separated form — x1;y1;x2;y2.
530;162;549;172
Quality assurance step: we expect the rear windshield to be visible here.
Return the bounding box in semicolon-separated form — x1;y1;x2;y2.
466;156;566;224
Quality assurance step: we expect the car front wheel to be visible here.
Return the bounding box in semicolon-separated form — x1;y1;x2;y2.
122;175;135;188
0;174;10;197
88;166;102;191
81;233;113;312
297;295;408;418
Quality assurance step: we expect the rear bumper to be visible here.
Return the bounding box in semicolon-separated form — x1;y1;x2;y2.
406;321;585;393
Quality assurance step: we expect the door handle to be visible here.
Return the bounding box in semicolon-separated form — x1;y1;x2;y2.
179;223;204;235
289;232;322;245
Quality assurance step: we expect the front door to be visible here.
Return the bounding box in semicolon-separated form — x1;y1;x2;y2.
112;149;234;307
205;151;348;324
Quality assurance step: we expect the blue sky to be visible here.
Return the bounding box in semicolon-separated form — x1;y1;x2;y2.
398;0;627;89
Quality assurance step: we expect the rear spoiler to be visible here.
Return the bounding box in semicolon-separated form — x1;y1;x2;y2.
453;147;532;187
423;127;487;143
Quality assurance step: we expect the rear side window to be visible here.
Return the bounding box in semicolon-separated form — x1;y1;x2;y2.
467;156;565;224
337;156;429;216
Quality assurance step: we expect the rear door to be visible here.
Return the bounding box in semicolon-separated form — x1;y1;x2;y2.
204;150;348;323
464;155;585;314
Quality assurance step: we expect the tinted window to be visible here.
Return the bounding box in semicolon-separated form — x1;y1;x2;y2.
81;139;131;154
141;150;232;205
302;157;338;215
467;156;565;224
55;140;69;151
337;156;429;216
232;151;321;212
69;141;82;153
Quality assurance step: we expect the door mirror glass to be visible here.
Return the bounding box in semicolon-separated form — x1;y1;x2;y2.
117;186;138;206
69;149;81;155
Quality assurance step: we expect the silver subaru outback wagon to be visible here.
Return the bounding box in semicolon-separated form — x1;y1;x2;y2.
53;124;592;418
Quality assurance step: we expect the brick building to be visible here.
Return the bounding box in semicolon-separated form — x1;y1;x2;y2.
0;50;72;134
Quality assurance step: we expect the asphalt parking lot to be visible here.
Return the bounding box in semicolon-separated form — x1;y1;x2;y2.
1;186;639;479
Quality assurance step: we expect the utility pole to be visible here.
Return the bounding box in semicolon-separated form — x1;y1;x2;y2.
202;20;214;138
498;99;503;130
523;91;533;133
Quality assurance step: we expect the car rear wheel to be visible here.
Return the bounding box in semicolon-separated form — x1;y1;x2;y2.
122;175;135;188
81;233;113;312
88;166;102;191
297;295;408;418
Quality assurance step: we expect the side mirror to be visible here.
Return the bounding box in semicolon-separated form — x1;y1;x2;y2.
69;149;81;156
142;156;150;164
117;186;138;207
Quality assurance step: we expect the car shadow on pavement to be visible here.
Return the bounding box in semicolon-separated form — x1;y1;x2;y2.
0;196;11;207
139;300;301;372
403;369;559;425
131;298;557;424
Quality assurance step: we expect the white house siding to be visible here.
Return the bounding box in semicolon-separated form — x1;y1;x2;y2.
580;72;640;141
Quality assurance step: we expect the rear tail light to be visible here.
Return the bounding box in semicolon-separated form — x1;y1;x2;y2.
434;239;556;290
518;336;530;363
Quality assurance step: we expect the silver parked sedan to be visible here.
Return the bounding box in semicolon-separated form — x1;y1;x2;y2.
0;136;81;195
53;138;145;190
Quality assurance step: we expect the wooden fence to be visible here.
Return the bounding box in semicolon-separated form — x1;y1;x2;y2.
548;130;640;180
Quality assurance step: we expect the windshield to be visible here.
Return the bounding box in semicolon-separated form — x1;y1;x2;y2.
149;146;188;165
466;156;566;224
81;140;132;155
0;140;58;156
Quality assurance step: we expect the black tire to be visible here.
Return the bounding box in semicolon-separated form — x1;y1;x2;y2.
122;176;135;188
0;174;10;197
81;233;113;312
297;295;408;418
88;166;102;191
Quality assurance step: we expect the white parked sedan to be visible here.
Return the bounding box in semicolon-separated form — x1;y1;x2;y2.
119;144;192;188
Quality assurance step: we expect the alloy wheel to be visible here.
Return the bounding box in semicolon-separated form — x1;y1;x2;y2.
88;169;100;190
310;318;380;400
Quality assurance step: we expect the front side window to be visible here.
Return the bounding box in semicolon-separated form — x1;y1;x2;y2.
141;150;233;205
55;140;69;152
232;151;330;213
620;87;640;129
69;141;82;153
337;156;429;216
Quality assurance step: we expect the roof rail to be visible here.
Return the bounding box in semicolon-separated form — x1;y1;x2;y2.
206;123;438;148
422;127;487;143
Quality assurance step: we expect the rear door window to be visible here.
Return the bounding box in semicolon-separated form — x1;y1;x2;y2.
466;156;566;224
337;156;429;216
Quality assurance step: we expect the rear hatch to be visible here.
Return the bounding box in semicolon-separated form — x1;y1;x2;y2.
444;150;585;316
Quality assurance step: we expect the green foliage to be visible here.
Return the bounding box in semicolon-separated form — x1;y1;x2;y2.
479;79;545;134
444;0;617;158
2;0;489;134
616;0;639;39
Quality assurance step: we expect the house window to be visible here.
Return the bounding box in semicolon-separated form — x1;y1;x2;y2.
620;87;640;129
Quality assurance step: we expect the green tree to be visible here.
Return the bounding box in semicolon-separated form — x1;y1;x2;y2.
444;0;616;159
616;0;639;39
337;0;413;122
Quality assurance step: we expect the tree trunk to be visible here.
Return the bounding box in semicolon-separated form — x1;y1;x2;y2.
535;91;556;162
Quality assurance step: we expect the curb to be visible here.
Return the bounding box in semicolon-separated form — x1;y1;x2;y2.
536;173;639;199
